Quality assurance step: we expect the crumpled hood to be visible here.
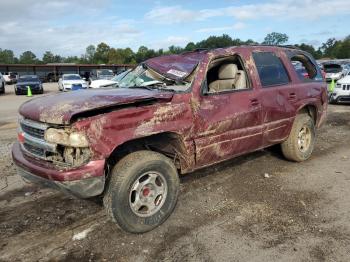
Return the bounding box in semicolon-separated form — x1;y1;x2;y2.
19;88;173;125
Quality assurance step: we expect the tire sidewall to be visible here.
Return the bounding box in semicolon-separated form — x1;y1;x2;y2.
294;116;315;160
110;157;179;233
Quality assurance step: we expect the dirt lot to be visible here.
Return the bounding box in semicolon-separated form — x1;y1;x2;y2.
0;87;349;261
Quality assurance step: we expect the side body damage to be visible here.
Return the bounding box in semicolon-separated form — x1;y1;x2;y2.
12;46;328;199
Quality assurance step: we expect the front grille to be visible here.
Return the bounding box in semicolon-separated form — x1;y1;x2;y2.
342;85;350;91
18;85;38;90
21;123;45;139
339;97;350;102
23;143;45;157
20;119;50;159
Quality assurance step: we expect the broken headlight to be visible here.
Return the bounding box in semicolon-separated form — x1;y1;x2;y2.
44;128;91;167
45;128;89;147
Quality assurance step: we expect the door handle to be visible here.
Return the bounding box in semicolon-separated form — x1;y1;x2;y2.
289;93;297;100
250;99;260;107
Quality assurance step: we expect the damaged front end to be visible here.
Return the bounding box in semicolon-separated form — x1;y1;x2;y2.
18;118;91;168
13;117;105;198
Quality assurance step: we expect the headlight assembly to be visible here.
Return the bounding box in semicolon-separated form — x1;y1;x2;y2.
45;128;89;147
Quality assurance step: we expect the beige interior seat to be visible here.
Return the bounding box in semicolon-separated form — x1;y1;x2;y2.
235;70;247;89
209;64;238;92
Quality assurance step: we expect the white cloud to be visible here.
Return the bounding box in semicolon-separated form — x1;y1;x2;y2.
196;22;246;33
144;5;224;24
148;36;190;50
0;0;108;22
0;20;141;57
145;0;350;24
0;0;143;57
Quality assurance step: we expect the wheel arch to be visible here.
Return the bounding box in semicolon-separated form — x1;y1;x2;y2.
297;104;317;125
106;132;193;176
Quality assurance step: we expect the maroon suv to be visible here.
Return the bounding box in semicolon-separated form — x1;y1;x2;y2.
12;46;328;233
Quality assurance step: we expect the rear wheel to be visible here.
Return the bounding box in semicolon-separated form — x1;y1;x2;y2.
281;114;315;162
103;150;179;233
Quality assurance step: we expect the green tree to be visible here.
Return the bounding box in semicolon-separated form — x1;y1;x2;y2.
196;34;234;49
94;42;110;64
19;51;37;64
0;49;16;64
42;51;63;63
167;45;183;54
335;36;350;59
295;43;321;59
85;45;96;63
185;42;196;51
320;38;341;58
42;51;54;63
135;46;149;62
64;56;81;63
262;32;289;45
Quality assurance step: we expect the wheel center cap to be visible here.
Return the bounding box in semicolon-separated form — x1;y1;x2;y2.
142;187;150;197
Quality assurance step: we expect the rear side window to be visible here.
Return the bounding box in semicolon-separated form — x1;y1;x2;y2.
289;53;321;81
253;52;290;87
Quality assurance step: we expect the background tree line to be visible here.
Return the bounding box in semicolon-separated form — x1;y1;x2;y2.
0;32;349;65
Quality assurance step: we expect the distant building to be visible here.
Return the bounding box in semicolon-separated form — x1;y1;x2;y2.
0;63;134;82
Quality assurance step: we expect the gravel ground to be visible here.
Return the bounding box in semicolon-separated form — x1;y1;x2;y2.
0;89;349;261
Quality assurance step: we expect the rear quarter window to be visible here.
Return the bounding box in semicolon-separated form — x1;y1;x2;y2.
288;52;322;82
253;52;290;87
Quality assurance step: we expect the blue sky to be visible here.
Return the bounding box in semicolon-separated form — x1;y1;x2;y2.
0;0;349;57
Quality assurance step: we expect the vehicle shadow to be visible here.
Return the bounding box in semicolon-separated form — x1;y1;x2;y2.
181;145;285;184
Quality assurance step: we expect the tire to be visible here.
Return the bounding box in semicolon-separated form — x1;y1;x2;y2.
103;150;179;233
281;114;315;162
0;83;4;94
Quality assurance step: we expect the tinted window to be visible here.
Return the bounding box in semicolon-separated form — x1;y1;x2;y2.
18;75;39;82
253;52;289;87
324;64;342;73
63;75;81;80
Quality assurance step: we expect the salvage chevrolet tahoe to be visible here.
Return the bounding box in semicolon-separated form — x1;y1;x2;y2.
12;46;328;233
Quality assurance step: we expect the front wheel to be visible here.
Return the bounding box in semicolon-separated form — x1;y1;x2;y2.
104;150;179;233
281;114;315;162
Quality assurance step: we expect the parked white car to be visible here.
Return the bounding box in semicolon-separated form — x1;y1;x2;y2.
330;71;350;103
58;74;88;91
90;70;131;89
3;72;17;84
324;63;345;82
0;72;5;94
